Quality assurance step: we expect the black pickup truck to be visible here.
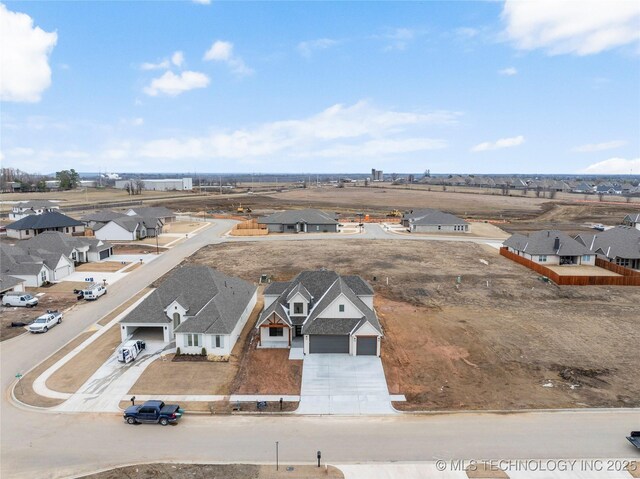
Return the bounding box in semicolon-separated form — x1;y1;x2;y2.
123;400;183;426
628;431;640;448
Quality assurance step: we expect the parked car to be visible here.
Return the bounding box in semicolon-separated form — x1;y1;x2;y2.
117;340;146;363
592;224;606;231
29;310;63;333
628;431;640;448
2;292;38;308
123;400;183;426
83;283;107;301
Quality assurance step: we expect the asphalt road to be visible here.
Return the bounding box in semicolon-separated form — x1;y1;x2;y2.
1;220;638;479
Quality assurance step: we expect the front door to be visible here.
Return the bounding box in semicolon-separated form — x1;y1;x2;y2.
294;325;302;337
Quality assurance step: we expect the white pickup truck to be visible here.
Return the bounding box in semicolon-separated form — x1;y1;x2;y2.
29;310;63;333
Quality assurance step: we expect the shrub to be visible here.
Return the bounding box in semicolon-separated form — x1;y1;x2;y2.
201;347;207;356
176;347;181;356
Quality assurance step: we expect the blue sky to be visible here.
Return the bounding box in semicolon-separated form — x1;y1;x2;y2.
1;0;639;175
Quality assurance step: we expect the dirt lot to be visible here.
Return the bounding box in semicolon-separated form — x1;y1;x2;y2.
0;289;79;341
164;221;208;234
76;262;127;272
83;464;344;479
112;244;167;254
183;240;640;411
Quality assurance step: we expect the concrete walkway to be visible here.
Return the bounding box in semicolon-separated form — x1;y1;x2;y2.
296;355;399;415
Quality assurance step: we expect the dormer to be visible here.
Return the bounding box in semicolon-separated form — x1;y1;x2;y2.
287;283;312;316
165;297;189;329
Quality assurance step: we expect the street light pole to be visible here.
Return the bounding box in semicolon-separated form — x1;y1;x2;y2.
275;441;279;471
155;231;159;255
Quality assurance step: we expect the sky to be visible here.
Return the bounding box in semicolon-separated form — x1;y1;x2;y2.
1;0;639;175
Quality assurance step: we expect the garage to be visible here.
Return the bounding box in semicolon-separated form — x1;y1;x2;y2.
121;323;170;343
356;336;378;356
309;335;349;354
99;248;111;260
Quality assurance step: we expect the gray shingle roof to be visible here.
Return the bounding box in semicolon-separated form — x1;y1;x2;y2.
110;215;159;232
121;265;256;336
0;243;51;276
258;209;338;225
16;200;59;209
0;274;26;292
6;211;83;231
403;208;468;226
264;282;291;295
80;210;127;222
286;282;312;302
575;226;640;260
503;230;592;256
623;213;640;224
127;206;175;219
21;231;112;257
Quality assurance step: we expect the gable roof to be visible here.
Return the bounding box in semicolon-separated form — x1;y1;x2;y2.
258;209;338;225
403;208;468;226
23;231;111;257
623;213;640;224
504;230;592;256
127;206;174;219
0;243;52;276
108;215;159;232
575;226;640;260
14;200;59;209
80;210;127;223
0;273;26;292
6;211;83;231
121;265;256;335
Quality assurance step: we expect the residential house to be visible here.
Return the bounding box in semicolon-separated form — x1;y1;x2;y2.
5;212;85;240
572;182;594;194
119;266;257;355
256;270;382;356
93;215;162;241
575;226;640;270
0;243;69;285
402;209;469;233
9;200;61;220
125;206;176;223
23;231;113;263
0;274;27;295
80;210;127;230
503;230;595;266
258;209;339;233
622;213;640;230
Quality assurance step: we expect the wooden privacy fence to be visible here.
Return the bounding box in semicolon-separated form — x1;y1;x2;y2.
499;247;640;286
229;219;268;236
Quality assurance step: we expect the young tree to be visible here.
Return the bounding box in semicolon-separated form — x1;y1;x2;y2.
56;169;80;190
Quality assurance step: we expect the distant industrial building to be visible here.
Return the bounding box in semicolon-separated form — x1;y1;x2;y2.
114;178;193;191
371;169;384;182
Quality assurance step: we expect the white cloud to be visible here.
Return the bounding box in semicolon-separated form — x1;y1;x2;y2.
297;38;339;57
140;59;170;71
572;140;626;153
471;135;524;152
0;4;57;102
8;147;35;156
379;28;420;51
499;67;518;76
501;0;640;55
136;100;458;161
143;71;210;96
171;51;184;67
581;157;640;174
203;40;253;76
192;0;211;4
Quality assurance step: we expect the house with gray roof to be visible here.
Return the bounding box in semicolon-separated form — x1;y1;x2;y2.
258;209;339;233
119;265;257;355
256;270;382;356
125;206;176;223
0;274;27;295
0;242;69;286
503;230;595;266
93;215;162;241
9;200;60;220
23;231;113;263
402;209;469;233
80;210;127;230
6;211;85;240
622;213;640;231
575;226;640;270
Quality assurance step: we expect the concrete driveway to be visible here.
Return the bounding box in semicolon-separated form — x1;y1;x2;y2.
296;354;396;415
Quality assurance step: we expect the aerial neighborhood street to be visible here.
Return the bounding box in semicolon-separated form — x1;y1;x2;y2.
2;1;640;478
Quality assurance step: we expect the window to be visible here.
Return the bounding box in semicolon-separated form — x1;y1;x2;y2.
173;313;180;329
582;255;590;262
539;255;547;262
269;327;284;337
72;226;76;233
186;334;200;347
293;302;304;314
41;271;47;282
316;226;320;231
339;304;345;312
214;335;224;348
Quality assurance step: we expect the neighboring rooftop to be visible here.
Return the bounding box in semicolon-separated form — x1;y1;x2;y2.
0;273;26;292
80;210;127;223
403;208;468;226
6;211;83;231
575;226;640;260
258;209;338;225
127;206;175;219
503;230;592;256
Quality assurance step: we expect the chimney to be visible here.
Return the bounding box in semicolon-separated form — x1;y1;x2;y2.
554;237;560;250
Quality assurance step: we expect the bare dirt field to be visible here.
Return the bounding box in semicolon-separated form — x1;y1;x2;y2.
184;240;640;411
545;265;620;277
112;244;167;255
83;463;344;479
75;262;127;272
164;221;208;234
0;290;79;341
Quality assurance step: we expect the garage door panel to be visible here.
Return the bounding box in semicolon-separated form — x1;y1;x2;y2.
356;337;377;355
309;335;349;354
